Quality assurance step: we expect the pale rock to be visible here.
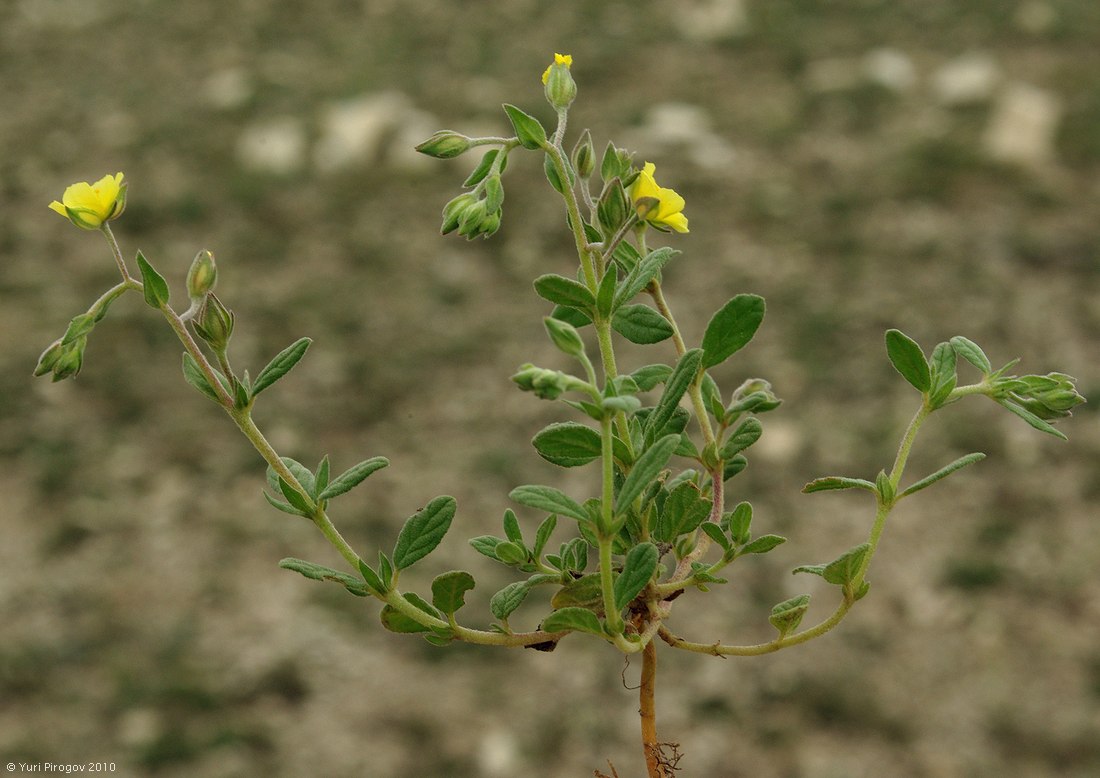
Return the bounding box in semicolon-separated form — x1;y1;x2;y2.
236;116;307;174
672;0;750;41
313;91;410;173
204;67;253;110
863;47;918;93
983;82;1061;167
931;53;1000;105
805;57;863;93
477;729;519;776
1014;1;1058;34
636;102;737;171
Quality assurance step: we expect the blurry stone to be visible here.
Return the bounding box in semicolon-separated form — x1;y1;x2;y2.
204;67;253;110
983;82;1061;167
116;707;161;747
931;53;1000;105
236;116;307;174
313;91;410;173
477;729;519;776
805;57;863;93
18;0;105;28
863;47;917;93
672;0;749;41
1014;1;1057;34
635;102;737;172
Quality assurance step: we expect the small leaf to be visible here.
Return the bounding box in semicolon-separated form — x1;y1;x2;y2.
542;606;604;636
950;336;992;375
551;304;592;329
613;542;659;611
551;573;603;610
700;294;765;369
510;484;589;523
252;337;312;396
263;489;308;518
630;364;673;391
278;477;314;514
724;501;753;545
380;593;442;634
490;581;531;621
502;509;523;544
533;274;596;310
358;559;386;595
503;103;547;149
136;251;170;309
392;495;458;570
615;247;677;308
612;304;674;344
469;535;505;561
182;353;222;403
720;417;763;460
769;594;811;638
928;341;958;408
596;267;617;318
899;453;986;498
532;422;602;467
431;570;476;617
464;149;501;187
996;399;1068;440
885;329;931;392
315;456;330;495
495;540;527;566
699;522;732;553
318;457;389;500
654;480;712;542
533;515;557;557
741;534;786;555
647;349;703;444
616;434;680;515
823;543;870;586
278;558;369;597
801;476;877;494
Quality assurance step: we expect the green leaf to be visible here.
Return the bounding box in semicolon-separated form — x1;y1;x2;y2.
532;422;602;467
700;294;765;369
769;594;811;638
392;495;457;570
615;247;677;308
315;456;330;495
928;341;958;408
801;476;877;494
611;304;674;344
533;515;557;558
503;103;547;149
542;606;604;636
741;534;786;555
136;251;170;309
490;581;532;621
502;509;523;544
613;542;659;611
278;558;369;597
380;593;442;634
267;457;316;500
885;329;931;392
278;477;314;514
464;149;501;187
318;456;389;500
509;484;589;523
495;540;526;566
551;304;592;329
654;481;712;542
950;336;992;375
616;434;680;515
700;522;732;553
631;364;673;392
720;417;763;460
431;570;476;616
722;455;748;482
551;573;603;610
899;452;986;498
358;559;386;595
263;489;308;518
252;337;312;396
823;543;870;586
996;399;1067;440
469;535;505;561
724;501;753;545
182;353;221;403
646;349;703;443
533;274;595;311
596;267;617;318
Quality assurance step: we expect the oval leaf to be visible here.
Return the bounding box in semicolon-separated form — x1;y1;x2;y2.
615;434;680;515
533;274;596;311
613;542;659;611
612;304;674;344
542;606;604;636
318;456;390;500
885;329;931;392
136;251;170;309
392;495;457;570
532;422;602;467
701;294;765;369
252;337;312;396
490;581;532;621
431;570;476;617
510;484;589;523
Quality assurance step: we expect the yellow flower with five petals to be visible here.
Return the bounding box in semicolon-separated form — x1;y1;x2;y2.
631;162;688;233
49;172;127;230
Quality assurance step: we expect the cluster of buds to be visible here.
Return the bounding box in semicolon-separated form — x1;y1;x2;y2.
512;363;588;400
183;250;235;355
34;334;87;381
994;372;1085;421
439;180;503;240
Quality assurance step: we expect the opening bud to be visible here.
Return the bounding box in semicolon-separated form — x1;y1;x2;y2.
542;53;577;110
186;250;217;300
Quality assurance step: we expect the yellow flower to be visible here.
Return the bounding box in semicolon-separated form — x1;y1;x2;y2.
49;172;126;230
631;162;689;233
541;53;573;85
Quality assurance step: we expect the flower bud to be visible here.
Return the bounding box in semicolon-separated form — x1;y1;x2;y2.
34;339;65;377
186;250;217;300
512;363;585;401
441;193;478;235
543;316;586;358
415;130;473;159
542;53;576;110
571;129;595;180
457;199;488;239
727;378;782;414
50;337;87;381
193;292;234;353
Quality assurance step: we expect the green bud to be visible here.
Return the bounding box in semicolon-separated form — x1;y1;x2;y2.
34;339;64;377
571;129;595;180
51;337;86;381
415;130;473;159
511;363;586;401
478;209;501;238
543;316;586;358
600;142;634;184
441;193;477;235
727;378;782;414
193;292;234;353
457;200;488;239
186;250;217;300
596;177;630;238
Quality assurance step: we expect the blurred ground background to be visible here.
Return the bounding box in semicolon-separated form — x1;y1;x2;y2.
2;1;1100;776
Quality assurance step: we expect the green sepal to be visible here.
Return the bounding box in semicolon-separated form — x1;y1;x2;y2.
613;542;659;611
431;570;476;617
596;177;630;239
509;484;588;523
533;274;596;311
801;476;877;494
503;103;547;149
885;329;931;393
490;581;532;622
484;174;505;212
392;495;457;570
769;594;811;638
611;304;673;344
317;457;390;501
700;294;765;369
541;606;604;636
136;251;170;309
615;434;680;516
899;452;986;498
380;593;442;634
252;337;312;396
532;422;602;467
277;557;369;597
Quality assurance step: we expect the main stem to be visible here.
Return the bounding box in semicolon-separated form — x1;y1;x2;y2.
640;640;663;778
